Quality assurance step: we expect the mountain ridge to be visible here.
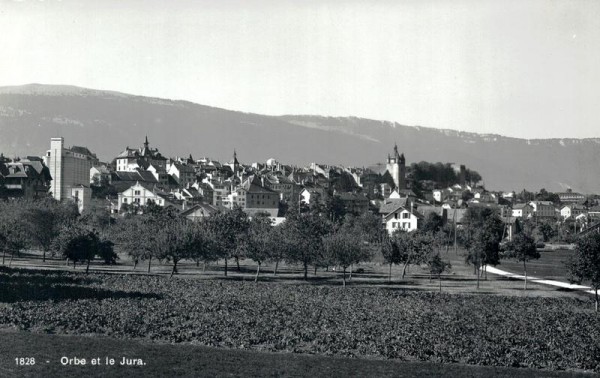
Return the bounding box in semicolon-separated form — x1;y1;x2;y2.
0;84;598;193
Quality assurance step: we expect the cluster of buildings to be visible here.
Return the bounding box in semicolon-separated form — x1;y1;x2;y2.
1;136;599;239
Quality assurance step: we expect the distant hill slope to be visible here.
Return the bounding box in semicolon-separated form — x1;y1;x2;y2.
0;84;599;193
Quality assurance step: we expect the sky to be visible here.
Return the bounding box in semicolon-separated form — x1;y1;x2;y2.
1;0;599;139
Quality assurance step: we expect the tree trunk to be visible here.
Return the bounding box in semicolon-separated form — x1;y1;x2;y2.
595;288;598;312
2;249;5;265
133;259;138;271
203;262;206;272
224;259;228;277
196;260;200;267
389;262;392;282
9;252;14;267
235;256;241;271
170;260;178;278
303;262;308;280
314;265;317;275
484;265;488;280
401;258;411;279
523;260;528;291
86;259;90;274
255;263;261;282
349;265;352;280
42;249;46;263
476;266;480;289
273;260;279;276
439;274;442;292
342;267;347;287
73;259;76;270
147;256;152;273
65;257;69;266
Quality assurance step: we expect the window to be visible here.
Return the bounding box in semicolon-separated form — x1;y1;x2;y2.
123;198;128;203
403;222;410;229
134;190;141;195
402;212;410;219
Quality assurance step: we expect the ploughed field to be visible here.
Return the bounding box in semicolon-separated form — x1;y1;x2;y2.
1;267;599;373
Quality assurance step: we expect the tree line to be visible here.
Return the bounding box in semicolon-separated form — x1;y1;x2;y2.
1;197;599;307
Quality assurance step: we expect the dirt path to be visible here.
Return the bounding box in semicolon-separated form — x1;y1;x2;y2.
486;266;597;295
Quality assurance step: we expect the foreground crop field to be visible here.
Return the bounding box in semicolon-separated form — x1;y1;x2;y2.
0;267;599;374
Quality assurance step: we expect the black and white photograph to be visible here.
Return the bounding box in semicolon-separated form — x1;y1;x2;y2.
1;0;600;377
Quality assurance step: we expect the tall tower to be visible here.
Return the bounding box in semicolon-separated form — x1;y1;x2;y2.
45;137;95;212
386;143;406;189
48;137;64;201
233;149;239;177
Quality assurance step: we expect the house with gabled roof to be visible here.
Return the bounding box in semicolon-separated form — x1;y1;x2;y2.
180;202;226;221
512;203;533;218
560;204;587;220
379;197;421;234
3;157;52;199
167;161;196;187
231;176;279;217
117;181;179;212
336;192;370;215
262;173;298;202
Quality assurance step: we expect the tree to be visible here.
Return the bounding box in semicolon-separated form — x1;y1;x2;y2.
116;206;176;272
205;207;249;276
323;228;371;287
155;218;206;278
566;232;600;311
52;224;112;273
282;204;331;279
426;253;452;292
24;198;79;262
537;221;557;243
96;238;118;265
0;200;31;266
380;234;402;282
502;232;539;290
243;213;274;282
465;209;503;288
421;212;444;234
387;231;434;281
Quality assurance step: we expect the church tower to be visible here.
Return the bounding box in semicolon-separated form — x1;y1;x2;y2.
232;149;240;177
386;143;406;189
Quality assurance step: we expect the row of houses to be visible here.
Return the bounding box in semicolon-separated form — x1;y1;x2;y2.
3;137;598;241
512;201;600;221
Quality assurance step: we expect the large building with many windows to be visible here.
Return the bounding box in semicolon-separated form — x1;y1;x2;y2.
44;137;98;212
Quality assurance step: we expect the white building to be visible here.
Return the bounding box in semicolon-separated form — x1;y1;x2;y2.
44;137;97;212
383;206;419;234
118;182;166;210
560;204;587;220
379;198;420;234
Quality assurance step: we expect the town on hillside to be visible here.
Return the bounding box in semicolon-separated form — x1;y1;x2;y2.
1;136;599;241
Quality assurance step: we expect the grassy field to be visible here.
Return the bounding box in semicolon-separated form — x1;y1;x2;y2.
3;247;591;300
0;329;595;378
1;267;599;374
496;249;575;281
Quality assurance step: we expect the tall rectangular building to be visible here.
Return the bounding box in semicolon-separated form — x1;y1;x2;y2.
44;137;97;212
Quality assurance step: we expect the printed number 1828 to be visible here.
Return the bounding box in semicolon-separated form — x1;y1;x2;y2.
15;358;35;366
